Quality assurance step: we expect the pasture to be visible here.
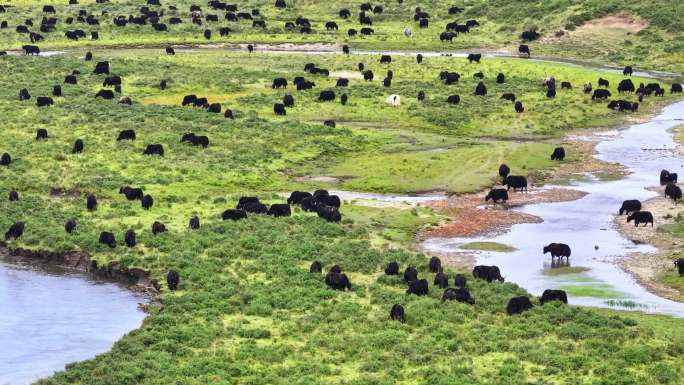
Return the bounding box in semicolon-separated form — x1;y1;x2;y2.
0;9;683;384
0;0;683;70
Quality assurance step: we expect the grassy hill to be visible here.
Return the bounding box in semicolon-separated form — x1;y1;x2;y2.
0;0;683;70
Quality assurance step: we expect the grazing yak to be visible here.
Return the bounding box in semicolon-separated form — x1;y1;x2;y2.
442;287;475;304
521;30;540;41
496;73;505;84
507;296;534;315
474;82;487;96
98;231;116;248
619;200;641;215
5;222;24;240
310;260;323;273
672;84;683;94
36;129;48;140
19;88;31;101
23;45;40;55
94;61;110;74
467;53;481;63
618;79;635;93
283;94;294;107
428;256;442;273
608;100;637;112
598;78;609;88
623;66;633;76
207;103;221;113
627;211;654;227
95;89;115;99
407;279;429;296
272;78;287;88
417;90;425;101
222;209;247;221
390;304;405;323
287;191;312;205
499;164;510;179
143;144;164;156
472;265;504;282
434;272;449;289
65;218;77;233
325;272;352;290
561;81;572;89
142;194;154;210
665;183;682;203
317;206;342;222
8;191;18;201
675;259;684;276
592;89;611;100
446;94;460;105
120;186;144;201
236;197;268;214
404;266;418;283
441;71;460;84
86;194;98;211
167;270;180;290
341;93;348;105
551;147;565;161
189;216;200;230
540;289;568;305
152;221;166;235
501;93;516;102
454;274;467;288
52;85;62;97
318;90;335;102
380;55;391;64
267;203;291;217
485;188;508;203
385;261;399;275
504;175;527;192
72;139;84;153
182;94;197;106
117;130;136;141
518;45;530;57
274;103;286;116
125;229;136;247
543;243;571;260
65;75;78;85
0;153;11;166
515;101;524;113
660;170;678;184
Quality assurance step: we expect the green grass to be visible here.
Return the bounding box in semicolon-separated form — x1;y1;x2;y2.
2;0;684;71
0;48;682;385
559;284;628;299
541;266;591;276
460;241;517;252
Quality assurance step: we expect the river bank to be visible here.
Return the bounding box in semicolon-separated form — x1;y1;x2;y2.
418;100;684;316
0;250;148;385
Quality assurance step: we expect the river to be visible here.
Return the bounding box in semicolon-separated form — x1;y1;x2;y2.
0;259;147;385
421;101;684;317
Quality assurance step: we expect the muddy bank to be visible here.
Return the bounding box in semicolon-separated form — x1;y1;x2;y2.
419;101;684;316
0;242;159;295
423;188;586;238
613;187;684;301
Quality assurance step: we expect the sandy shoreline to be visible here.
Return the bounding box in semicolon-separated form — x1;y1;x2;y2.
613;186;684;301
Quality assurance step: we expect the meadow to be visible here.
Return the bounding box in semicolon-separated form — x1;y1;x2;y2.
0;45;683;383
1;0;684;71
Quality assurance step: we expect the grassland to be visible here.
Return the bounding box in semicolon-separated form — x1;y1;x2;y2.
0;48;683;384
1;0;684;71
